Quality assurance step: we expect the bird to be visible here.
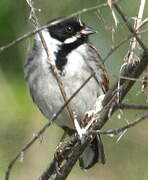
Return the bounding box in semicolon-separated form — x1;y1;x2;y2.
24;17;109;169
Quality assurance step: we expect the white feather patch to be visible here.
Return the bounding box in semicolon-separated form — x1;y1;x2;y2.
64;35;80;44
65;44;87;76
36;29;62;65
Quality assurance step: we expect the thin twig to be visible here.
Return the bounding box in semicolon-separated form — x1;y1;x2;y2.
113;1;147;104
118;103;148;110
88;113;148;135
27;0;75;127
107;0;119;28
103;36;131;62
0;3;108;54
128;0;146;63
103;19;148;62
120;75;148;83
139;17;148;29
139;28;148;34
38;135;78;180
113;3;148;52
39;31;75;122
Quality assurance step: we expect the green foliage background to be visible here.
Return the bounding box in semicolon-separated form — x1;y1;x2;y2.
0;0;148;179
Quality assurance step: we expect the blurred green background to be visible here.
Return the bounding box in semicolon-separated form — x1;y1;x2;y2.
0;0;148;179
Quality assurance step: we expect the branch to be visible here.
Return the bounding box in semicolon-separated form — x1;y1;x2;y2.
89;113;148;135
139;17;148;29
113;3;147;52
27;0;75;124
118;103;148;110
103;16;148;62
104;36;131;62
0;3;108;54
128;0;146;63
119;75;148;82
39;135;78;180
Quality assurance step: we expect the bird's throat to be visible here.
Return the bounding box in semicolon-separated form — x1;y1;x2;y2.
55;36;87;72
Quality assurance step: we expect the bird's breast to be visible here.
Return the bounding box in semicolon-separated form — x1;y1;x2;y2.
25;43;101;129
63;44;88;76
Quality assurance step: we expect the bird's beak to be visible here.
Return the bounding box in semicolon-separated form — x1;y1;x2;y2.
80;26;97;35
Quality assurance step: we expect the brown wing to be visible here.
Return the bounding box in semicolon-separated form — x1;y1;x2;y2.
87;43;109;93
102;69;109;92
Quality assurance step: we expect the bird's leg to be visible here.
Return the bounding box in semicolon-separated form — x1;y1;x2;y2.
55;131;67;157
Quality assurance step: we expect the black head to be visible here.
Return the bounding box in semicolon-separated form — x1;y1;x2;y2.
48;17;97;43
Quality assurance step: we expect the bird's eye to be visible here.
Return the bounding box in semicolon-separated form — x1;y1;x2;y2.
65;26;74;33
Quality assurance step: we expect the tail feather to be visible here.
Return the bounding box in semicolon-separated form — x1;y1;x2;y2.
79;135;105;169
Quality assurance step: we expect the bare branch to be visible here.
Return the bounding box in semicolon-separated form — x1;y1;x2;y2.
137;0;146;29
127;0;146;63
104;36;131;62
139;28;148;34
120;75;148;83
0;3;108;54
38;135;78;180
103;23;148;62
89;113;148;135
27;0;75;132
118;103;148;110
139;17;148;29
113;3;148;52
